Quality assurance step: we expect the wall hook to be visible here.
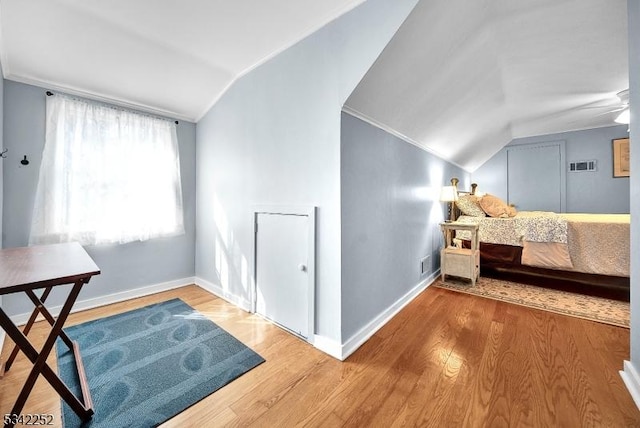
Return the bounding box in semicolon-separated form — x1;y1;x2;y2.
21;155;29;166
0;148;7;159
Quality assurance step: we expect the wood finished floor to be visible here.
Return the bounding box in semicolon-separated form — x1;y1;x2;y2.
1;284;638;427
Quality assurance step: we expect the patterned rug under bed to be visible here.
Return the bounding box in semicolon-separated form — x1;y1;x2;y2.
435;276;629;328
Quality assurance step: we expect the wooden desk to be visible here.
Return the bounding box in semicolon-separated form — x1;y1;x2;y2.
0;242;100;428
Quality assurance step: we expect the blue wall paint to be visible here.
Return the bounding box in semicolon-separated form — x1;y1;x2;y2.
627;0;639;387
472;125;630;213
0;75;3;249
1;81;197;317
195;0;418;343
340;112;467;339
0;74;4;324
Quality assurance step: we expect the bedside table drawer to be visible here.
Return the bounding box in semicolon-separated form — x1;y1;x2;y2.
443;251;474;277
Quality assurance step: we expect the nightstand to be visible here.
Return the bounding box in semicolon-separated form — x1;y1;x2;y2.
440;222;480;286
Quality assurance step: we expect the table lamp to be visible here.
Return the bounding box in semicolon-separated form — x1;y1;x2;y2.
439;185;458;222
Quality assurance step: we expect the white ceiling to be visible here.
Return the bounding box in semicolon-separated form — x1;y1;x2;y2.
345;0;629;171
0;0;630;171
0;0;365;121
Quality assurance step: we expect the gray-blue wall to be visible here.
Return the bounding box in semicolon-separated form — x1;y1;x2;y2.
0;73;4;334
2;81;196;317
0;75;3;248
340;112;468;339
195;0;418;345
473;125;630;213
628;0;639;393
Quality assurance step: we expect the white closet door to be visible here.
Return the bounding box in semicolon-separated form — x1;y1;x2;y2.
256;212;311;339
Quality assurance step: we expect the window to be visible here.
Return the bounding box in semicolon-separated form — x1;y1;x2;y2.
30;94;184;246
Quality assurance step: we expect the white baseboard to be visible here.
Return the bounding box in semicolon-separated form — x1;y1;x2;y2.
620;360;640;410
313;334;343;360
339;270;440;361
9;277;196;326
194;277;252;312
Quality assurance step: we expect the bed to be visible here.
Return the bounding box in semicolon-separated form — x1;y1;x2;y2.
451;182;630;301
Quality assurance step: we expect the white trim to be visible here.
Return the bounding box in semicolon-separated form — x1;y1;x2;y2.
620;360;640;410
253;205;316;216
313;334;343;360
194;277;252;312
9;277;195;326
339;270;440;360
341;106;470;173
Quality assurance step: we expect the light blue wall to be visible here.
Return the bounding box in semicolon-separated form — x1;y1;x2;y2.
1;81;197;317
0;75;3;249
628;0;639;391
340;113;467;339
195;0;418;344
472;125;630;213
0;73;4;332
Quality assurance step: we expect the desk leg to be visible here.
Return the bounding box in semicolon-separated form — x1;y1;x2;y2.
0;280;93;427
4;287;54;371
24;289;75;350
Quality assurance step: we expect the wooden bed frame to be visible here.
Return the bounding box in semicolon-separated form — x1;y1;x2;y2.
450;178;630;301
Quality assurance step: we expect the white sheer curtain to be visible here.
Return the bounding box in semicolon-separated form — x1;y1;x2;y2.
30;94;184;246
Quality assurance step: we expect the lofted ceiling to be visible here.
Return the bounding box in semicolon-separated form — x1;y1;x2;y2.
0;0;630;171
345;0;629;171
0;0;366;121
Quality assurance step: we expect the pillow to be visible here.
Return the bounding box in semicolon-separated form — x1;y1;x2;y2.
479;194;517;218
456;194;486;217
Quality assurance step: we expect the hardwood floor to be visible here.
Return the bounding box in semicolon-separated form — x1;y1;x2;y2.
1;284;638;427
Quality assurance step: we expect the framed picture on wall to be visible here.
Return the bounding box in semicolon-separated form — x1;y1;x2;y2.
612;138;630;177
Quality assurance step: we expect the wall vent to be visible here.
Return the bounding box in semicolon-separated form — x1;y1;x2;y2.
569;160;596;172
420;255;430;275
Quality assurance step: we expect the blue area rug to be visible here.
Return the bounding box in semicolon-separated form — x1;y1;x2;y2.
56;298;264;427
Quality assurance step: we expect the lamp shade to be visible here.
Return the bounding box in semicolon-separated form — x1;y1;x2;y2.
439;186;458;202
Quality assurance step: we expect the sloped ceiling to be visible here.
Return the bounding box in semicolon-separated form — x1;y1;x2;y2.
345;0;629;171
0;0;366;121
0;0;629;171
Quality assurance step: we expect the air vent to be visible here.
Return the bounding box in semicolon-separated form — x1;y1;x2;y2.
420;255;430;275
569;160;596;172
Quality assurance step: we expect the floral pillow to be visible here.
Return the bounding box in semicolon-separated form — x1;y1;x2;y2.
456;194;486;217
479;194;517;218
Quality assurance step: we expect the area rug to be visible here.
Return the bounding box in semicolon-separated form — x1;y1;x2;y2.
56;298;265;427
435;276;629;328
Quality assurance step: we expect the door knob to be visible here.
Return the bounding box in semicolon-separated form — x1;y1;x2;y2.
298;264;307;272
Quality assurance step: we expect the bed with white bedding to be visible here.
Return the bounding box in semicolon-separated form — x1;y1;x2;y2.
455;212;630;277
449;183;630;300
